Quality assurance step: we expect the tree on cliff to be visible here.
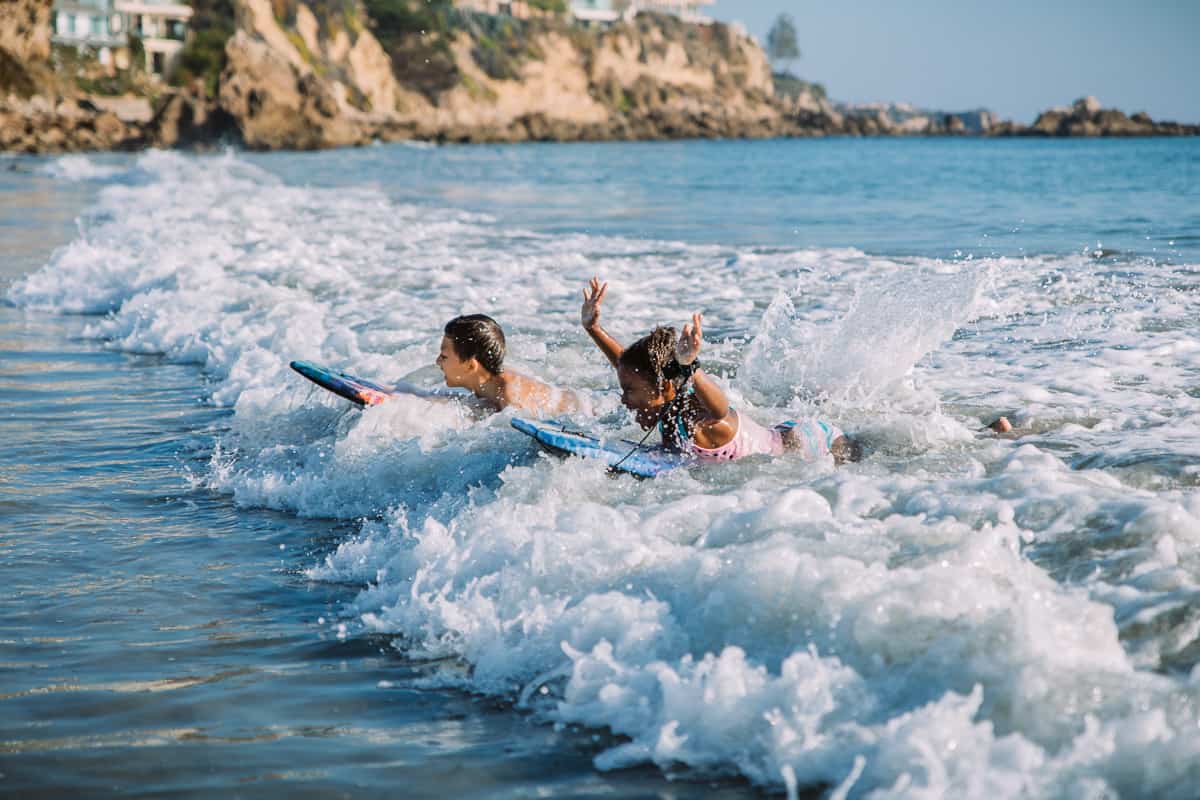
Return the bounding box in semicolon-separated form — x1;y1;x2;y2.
766;13;800;75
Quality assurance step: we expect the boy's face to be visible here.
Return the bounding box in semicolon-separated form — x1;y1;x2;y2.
436;336;479;388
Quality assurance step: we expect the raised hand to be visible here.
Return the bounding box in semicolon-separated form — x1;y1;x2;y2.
676;312;703;365
581;277;608;330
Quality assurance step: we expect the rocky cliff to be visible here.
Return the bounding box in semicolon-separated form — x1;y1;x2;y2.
213;0;783;149
1;0;1197;153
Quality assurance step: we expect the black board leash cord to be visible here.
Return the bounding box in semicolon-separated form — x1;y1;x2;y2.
607;424;659;475
607;373;694;475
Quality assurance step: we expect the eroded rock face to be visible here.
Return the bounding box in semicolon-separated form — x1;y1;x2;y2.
219;30;369;150
0;0;51;64
0;0;53;98
212;1;789;147
151;86;237;148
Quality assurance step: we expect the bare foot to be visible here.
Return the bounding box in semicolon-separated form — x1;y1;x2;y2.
987;416;1013;434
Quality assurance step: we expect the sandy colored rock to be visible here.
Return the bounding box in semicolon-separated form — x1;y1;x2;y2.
347;30;410;114
219;30;367;149
0;0;51;63
237;0;308;72
295;4;322;59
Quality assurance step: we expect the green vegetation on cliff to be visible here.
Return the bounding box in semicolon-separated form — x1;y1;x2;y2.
363;0;458;99
171;0;235;95
525;0;566;12
773;71;825;101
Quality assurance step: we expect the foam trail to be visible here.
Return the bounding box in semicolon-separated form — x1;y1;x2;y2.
37;153;124;181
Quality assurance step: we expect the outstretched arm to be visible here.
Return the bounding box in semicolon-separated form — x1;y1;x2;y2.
581;277;624;368
676;313;730;421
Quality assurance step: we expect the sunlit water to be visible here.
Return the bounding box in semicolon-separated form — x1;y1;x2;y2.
3;138;1199;798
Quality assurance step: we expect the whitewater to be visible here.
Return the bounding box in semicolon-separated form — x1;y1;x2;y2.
6;141;1200;798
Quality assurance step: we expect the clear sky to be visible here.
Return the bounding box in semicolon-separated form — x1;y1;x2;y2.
708;0;1200;123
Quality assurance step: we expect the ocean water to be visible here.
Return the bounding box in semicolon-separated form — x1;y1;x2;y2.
2;138;1199;798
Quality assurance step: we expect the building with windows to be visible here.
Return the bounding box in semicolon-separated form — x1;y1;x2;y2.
570;0;714;25
571;0;621;24
455;0;715;25
52;0;128;68
51;0;192;77
453;1;562;20
622;0;714;24
113;0;193;76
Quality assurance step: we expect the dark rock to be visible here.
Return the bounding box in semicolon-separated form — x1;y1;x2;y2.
149;89;237;149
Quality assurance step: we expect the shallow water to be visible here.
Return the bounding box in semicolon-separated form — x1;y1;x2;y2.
3;138;1199;798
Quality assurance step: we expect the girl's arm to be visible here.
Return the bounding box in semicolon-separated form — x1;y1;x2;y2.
676;313;730;421
689;370;730;421
581;277;623;367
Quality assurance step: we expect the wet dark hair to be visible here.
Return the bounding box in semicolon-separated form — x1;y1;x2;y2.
444;314;506;375
617;326;678;392
831;435;865;464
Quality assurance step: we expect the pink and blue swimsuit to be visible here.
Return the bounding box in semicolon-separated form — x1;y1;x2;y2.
659;405;843;462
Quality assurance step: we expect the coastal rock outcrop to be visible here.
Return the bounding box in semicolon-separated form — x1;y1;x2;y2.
0;95;142;152
208;2;786;147
3;0;1198;153
219;30;371;149
151;85;237;148
995;96;1200;137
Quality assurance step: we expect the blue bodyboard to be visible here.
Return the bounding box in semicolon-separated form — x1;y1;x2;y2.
511;417;689;478
290;360;394;407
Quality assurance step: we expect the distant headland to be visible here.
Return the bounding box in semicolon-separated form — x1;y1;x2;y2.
1;0;1196;153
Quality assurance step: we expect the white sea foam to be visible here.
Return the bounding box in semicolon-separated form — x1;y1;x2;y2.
10;150;1200;797
37;153;125;181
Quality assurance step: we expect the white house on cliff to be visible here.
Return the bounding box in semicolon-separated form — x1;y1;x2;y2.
453;0;715;24
51;0;192;77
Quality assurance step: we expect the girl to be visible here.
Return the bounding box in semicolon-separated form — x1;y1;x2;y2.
580;279;861;464
400;314;583;416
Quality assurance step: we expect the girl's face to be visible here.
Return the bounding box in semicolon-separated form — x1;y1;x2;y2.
436;336;479;388
617;365;672;429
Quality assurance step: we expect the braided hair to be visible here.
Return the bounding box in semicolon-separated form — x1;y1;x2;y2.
618;327;679;391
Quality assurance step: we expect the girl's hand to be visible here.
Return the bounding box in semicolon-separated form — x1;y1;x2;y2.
581;277;607;330
676;313;703;365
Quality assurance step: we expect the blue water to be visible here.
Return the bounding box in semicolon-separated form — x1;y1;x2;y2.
268;138;1200;259
2;137;1199;798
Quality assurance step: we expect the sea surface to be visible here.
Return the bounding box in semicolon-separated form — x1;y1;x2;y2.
2;138;1199;799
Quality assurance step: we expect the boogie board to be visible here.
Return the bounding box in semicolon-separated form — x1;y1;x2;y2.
511;417;689;478
290;360;394;407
